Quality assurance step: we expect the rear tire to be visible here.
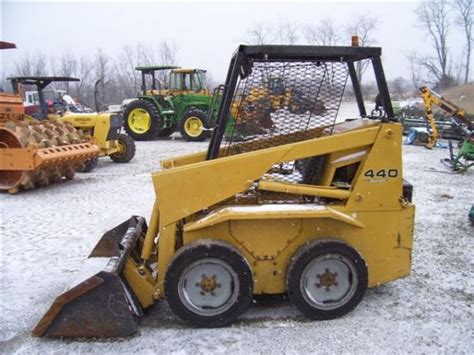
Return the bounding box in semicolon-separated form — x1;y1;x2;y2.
179;108;210;142
123;99;162;141
110;133;135;163
80;157;99;173
165;240;253;327
287;240;368;320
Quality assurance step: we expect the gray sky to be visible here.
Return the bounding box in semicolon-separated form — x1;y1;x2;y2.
1;1;470;83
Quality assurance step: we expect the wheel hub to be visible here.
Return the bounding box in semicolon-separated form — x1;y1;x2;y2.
317;269;338;291
178;258;239;316
198;274;220;294
301;254;358;310
184;117;203;137
128;108;151;134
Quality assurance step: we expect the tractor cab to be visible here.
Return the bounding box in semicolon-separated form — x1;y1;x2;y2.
135;66;209;96
136;65;178;96
266;76;286;96
169;68;209;95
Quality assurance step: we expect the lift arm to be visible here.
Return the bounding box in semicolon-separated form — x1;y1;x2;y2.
420;86;473;149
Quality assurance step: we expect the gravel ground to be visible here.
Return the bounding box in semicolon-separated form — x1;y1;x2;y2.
1;131;473;354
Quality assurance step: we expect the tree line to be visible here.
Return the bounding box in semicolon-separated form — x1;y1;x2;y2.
4;0;472;108
6;41;179;110
245;0;472;91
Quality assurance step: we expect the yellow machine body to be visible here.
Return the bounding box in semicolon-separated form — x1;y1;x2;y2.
34;44;415;338
127;119;414;301
48;112;124;157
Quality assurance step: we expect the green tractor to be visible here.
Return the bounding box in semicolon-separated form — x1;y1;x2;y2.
123;66;212;141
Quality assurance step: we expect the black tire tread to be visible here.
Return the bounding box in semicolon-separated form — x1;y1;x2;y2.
110;133;136;163
287;239;368;320
165;239;253;327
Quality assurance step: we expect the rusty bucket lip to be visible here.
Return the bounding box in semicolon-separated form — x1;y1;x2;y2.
32;216;147;339
32;275;104;337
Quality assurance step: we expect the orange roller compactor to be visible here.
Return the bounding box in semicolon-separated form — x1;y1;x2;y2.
0;42;99;193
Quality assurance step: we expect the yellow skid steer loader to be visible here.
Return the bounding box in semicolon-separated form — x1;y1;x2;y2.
34;44;415;338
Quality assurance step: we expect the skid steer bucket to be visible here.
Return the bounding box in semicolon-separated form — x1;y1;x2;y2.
33;216;148;338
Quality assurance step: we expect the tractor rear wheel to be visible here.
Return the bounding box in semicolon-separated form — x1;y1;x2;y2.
110;133;136;163
179;108;210;142
287;240;368;320
123;99;162;141
165;240;253;327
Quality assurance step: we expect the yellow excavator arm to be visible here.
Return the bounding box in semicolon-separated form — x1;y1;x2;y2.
420;86;470;149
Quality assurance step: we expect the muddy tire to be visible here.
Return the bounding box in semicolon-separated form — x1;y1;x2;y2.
287;239;368;320
123;99;162;141
110;133;135;163
179;108;210;142
165;240;253;327
81;157;99;172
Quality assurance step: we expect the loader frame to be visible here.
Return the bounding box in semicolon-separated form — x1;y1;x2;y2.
35;44;415;338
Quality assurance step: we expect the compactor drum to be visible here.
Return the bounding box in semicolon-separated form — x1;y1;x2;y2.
0;120;98;193
35;43;415;338
0;50;99;193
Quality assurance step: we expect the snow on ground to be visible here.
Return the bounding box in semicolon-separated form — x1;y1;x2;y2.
1;132;473;354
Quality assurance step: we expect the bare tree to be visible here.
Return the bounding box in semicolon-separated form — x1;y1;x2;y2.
57;51;78;92
115;44;142;99
407;52;424;92
303;18;340;45
74;55;94;106
416;0;453;87
345;15;378;82
246;23;274;44
275;20;299;44
453;0;473;83
15;52;48;76
158;40;178;66
94;49;111;108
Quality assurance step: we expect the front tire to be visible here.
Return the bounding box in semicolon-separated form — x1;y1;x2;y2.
287;240;368;320
165;240;253;327
110;133;135;163
179;108;210;142
123;99;162;141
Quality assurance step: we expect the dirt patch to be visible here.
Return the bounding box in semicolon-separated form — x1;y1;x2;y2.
442;84;474;114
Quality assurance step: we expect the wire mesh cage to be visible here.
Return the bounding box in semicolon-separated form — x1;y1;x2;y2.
221;60;349;158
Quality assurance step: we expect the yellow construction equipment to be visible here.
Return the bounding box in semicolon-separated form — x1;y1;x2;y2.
34;44;415;338
0;43;100;193
419;86;473;148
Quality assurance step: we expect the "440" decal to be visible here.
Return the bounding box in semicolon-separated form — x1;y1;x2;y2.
364;169;398;179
